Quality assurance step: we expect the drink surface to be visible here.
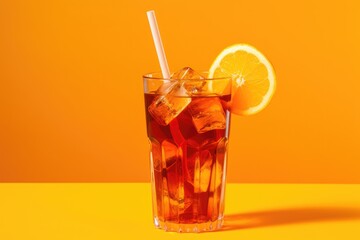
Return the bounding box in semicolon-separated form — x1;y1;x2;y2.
145;93;231;225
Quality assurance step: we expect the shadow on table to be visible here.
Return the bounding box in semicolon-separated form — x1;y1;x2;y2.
222;206;360;231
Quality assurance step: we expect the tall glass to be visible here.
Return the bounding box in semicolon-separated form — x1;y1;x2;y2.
143;72;232;232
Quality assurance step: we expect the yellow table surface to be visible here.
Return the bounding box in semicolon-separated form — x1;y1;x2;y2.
0;183;359;239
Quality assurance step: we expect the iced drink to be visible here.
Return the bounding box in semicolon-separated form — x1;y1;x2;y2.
143;67;232;232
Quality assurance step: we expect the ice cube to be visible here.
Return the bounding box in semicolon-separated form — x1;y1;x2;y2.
171;67;204;80
171;67;206;94
148;84;191;126
187;150;213;193
161;180;176;219
179;181;195;222
188;97;226;133
199;151;213;192
207;194;219;221
161;140;183;209
207;160;224;220
149;137;162;171
148;67;204;126
210;137;227;192
161;140;179;168
209;161;223;192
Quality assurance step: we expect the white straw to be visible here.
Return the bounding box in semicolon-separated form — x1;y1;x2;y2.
147;10;170;79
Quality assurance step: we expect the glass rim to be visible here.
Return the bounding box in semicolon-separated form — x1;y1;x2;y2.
143;71;232;81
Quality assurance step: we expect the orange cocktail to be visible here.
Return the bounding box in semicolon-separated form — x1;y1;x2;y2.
144;68;232;232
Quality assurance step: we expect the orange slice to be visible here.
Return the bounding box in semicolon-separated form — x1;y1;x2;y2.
209;44;276;115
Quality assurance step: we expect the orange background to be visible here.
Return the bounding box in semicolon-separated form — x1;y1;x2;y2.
0;0;359;183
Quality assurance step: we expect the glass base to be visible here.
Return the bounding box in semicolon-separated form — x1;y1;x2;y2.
153;216;224;233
